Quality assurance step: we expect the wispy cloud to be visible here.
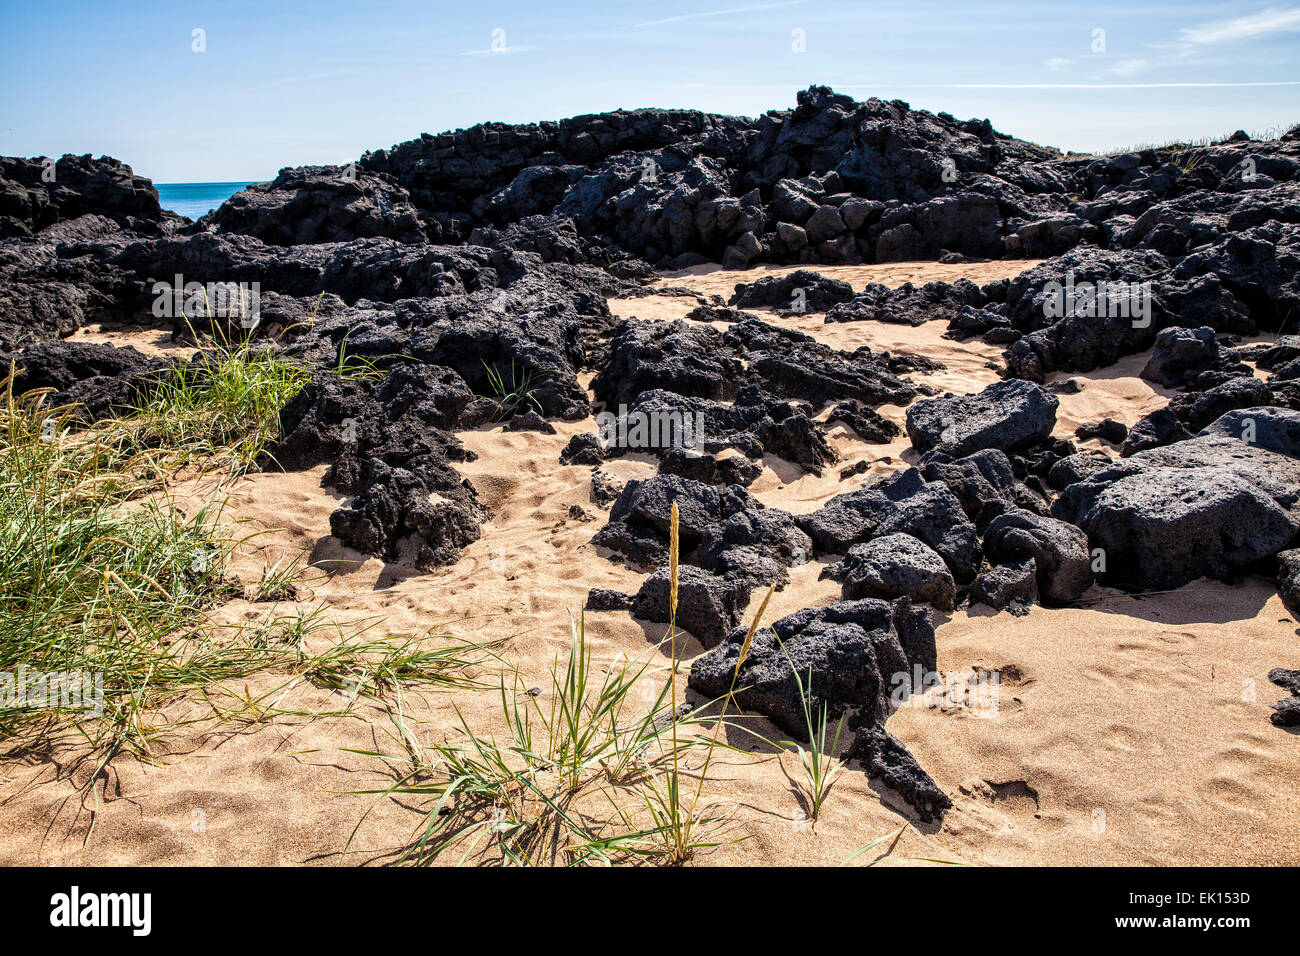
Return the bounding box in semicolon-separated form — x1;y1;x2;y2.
1073;5;1300;79
635;0;813;29
1046;57;1072;71
264;67;360;87
1105;58;1153;77
1179;6;1300;46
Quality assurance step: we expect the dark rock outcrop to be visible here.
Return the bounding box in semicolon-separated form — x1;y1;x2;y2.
1075;418;1128;445
1141;326;1219;387
697;506;814;589
729;270;853;312
983;508;1093;603
919;448;1017;527
828;279;983;327
1200;406;1300;458
689;595;948;820
208;166;426;246
1054;437;1300;590
823;533;957;611
846;725;952;824
631;566;752;648
1;154;166;237
7;340;170;420
796;467;981;582
271;364;482;567
906;378;1058;458
1120;407;1194;456
1276;549;1300;620
970;557;1039;615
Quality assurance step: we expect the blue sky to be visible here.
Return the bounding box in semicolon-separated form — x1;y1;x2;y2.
1;0;1297;182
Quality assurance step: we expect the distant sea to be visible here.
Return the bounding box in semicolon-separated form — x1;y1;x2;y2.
155;181;255;221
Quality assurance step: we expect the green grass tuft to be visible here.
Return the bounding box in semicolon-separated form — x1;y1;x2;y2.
130;340;310;473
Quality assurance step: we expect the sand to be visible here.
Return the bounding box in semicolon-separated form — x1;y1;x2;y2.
65;321;198;359
2;259;1296;867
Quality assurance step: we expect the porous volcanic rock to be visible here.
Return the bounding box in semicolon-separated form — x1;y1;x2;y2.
823;533;957;611
631;566;752;648
689;597;948;820
970;557;1039;615
208;165;426;246
906;378;1058;458
271;363;482;568
982;508;1093;603
1053;437;1300;590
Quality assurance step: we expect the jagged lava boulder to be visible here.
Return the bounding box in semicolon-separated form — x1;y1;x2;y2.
1200;406;1300;457
0;154;166;237
982;508;1092;603
1054;437;1300;590
208;165;426;246
846;725;952;824
631;566;752;648
271;363;483;567
906;378;1058;458
825;533;957;611
970;557;1039;615
796;467;982;582
688;597;935;736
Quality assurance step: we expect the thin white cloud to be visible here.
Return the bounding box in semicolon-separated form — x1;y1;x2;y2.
1046;57;1072;71
1104;58;1154;77
1051;6;1300;81
1179;6;1300;46
264;67;360;87
635;0;813;29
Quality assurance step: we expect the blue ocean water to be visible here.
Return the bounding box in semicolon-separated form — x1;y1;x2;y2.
155;181;255;221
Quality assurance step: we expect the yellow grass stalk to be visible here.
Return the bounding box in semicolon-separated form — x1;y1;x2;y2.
668;502;679;621
667;502;682;845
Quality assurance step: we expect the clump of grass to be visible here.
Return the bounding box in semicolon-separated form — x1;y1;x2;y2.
248;552;307;602
299;627;491;705
334;326;386;381
350;611;697;866
778;644;847;824
481;360;550;420
1164;143;1204;173
0;340;453;770
130;339;309;473
189;612;494;734
353;502;774;866
0;368;237;754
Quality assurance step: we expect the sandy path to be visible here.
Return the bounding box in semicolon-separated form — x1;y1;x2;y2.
2;260;1296;867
